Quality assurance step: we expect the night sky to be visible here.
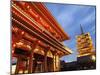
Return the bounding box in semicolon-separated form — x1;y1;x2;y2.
45;3;96;62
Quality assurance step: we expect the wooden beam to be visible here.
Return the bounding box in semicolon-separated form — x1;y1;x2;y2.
12;2;72;55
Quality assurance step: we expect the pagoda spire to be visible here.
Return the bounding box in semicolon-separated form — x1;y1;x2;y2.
80;24;84;34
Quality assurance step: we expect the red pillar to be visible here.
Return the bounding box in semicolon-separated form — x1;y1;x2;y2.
52;51;57;72
28;40;38;73
28;52;33;73
44;50;48;72
15;57;21;74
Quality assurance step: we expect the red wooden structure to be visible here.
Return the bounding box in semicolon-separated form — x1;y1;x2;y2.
11;1;72;74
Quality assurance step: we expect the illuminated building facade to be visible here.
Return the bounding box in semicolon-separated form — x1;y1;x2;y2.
11;1;72;74
76;25;96;70
76;25;94;57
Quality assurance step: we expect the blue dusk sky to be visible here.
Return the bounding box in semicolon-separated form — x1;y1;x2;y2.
45;3;96;62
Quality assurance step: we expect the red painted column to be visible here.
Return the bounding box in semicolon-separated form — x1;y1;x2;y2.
44;46;51;72
52;51;57;72
44;50;48;72
28;40;38;73
15;57;21;74
28;52;33;73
